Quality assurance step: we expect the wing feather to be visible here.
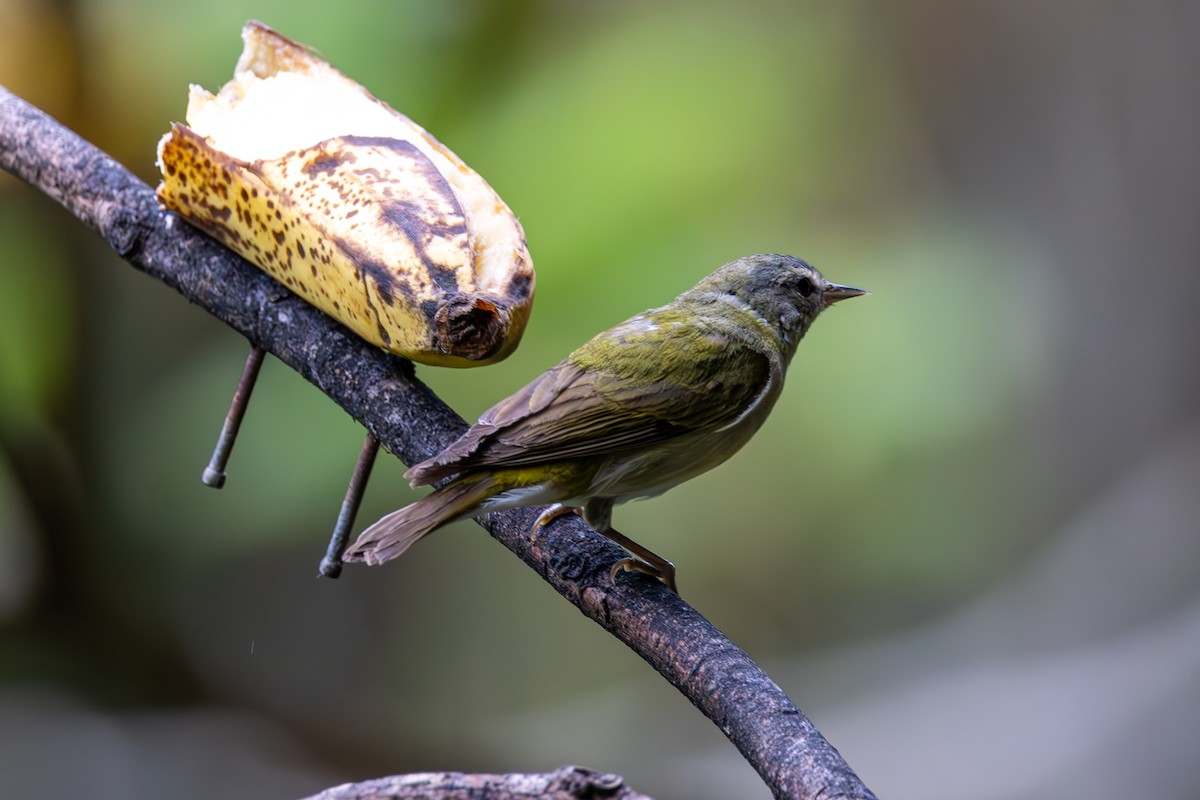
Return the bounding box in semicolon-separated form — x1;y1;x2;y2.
407;313;773;485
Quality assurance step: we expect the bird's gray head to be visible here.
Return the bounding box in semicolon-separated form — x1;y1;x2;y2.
697;254;867;352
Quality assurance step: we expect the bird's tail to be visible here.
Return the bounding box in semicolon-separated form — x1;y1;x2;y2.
342;476;500;566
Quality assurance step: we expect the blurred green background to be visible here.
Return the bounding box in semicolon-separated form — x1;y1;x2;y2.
2;2;1198;798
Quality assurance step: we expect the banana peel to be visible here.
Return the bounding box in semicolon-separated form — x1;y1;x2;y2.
156;21;533;366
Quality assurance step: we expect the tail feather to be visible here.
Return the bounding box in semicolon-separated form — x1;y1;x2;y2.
343;477;498;566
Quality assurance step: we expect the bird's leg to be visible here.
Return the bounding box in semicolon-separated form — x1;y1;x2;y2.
601;528;677;594
529;504;678;593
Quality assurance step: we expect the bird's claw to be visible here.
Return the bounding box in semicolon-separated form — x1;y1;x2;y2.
529;503;583;543
610;557;678;594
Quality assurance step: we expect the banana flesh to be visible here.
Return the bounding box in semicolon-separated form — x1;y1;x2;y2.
156;21;533;366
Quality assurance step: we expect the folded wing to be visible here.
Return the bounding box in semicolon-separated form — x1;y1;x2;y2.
407;314;773;485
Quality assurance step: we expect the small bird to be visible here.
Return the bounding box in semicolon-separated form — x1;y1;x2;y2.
343;254;867;590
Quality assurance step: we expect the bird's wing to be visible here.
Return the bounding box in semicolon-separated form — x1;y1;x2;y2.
407;315;774;485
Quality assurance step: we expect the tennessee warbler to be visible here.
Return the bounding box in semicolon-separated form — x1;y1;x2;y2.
344;253;867;590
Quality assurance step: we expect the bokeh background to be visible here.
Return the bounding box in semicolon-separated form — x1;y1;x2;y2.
2;2;1198;798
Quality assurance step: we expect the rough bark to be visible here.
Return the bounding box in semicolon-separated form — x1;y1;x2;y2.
0;85;876;800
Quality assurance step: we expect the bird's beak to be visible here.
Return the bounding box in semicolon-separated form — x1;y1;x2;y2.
822;282;869;305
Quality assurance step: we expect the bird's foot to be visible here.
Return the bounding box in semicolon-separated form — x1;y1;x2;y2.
529;503;583;543
609;557;678;593
530;506;680;593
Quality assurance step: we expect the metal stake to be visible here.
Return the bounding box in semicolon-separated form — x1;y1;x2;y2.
319;432;380;578
201;345;267;488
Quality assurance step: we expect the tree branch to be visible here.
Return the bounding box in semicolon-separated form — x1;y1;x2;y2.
303;766;653;800
0;85;876;800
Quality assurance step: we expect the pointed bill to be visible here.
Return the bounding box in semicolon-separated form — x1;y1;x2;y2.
823;282;869;305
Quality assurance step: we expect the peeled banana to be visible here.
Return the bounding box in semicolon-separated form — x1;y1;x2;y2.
156;21;534;366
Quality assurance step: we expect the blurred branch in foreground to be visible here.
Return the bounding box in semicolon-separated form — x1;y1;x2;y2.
0;85;876;800
304;765;653;800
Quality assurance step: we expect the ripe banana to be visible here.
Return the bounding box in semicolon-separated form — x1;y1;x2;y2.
156;21;534;366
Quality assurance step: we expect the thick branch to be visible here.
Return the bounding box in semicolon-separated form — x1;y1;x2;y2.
0;86;876;800
304;766;652;800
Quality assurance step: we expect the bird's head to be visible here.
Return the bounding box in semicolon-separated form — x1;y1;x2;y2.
696;254;868;353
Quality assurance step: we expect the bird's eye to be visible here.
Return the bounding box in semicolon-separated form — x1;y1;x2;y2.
796;276;814;297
